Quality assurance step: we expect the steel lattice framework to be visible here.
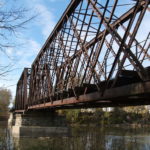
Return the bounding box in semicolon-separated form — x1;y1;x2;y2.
15;68;31;110
15;0;150;111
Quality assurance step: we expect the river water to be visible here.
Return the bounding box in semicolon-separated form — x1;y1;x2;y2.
1;122;150;150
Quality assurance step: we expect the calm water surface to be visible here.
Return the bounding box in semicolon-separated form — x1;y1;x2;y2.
1;122;150;150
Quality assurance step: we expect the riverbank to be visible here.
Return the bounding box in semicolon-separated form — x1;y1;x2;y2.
58;107;150;127
1;109;150;150
2;107;150;128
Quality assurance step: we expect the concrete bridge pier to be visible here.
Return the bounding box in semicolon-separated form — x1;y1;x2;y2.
8;110;69;137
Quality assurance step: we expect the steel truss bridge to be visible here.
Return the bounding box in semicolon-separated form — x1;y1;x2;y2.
15;0;150;112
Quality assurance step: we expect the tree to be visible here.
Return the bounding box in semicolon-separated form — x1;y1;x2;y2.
0;88;11;115
0;0;36;77
123;106;146;114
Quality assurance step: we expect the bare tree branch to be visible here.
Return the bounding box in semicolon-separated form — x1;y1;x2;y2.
0;0;37;78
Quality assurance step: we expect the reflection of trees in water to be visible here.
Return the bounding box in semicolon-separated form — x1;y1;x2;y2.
105;134;150;150
0;130;7;150
3;126;150;150
106;135;128;150
0;128;14;150
68;126;105;150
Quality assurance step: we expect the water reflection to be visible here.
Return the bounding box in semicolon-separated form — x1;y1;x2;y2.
1;122;150;150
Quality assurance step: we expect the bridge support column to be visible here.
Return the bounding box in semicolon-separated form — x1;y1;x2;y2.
8;110;69;137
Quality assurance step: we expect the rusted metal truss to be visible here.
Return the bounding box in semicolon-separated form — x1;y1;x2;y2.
15;68;31;110
15;0;150;110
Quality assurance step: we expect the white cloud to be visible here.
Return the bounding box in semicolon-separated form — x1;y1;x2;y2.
0;0;57;100
16;38;41;66
35;4;56;39
25;0;57;39
6;48;13;56
0;38;41;99
28;39;41;53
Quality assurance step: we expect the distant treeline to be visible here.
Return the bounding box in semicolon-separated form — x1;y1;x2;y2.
0;88;11;117
58;106;150;126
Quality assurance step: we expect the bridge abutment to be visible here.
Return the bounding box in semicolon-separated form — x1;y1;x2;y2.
8;110;69;137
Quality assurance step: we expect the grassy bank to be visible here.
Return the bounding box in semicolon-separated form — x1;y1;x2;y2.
58;106;150;127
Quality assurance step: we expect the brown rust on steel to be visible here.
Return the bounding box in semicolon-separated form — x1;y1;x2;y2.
14;0;150;111
28;81;150;110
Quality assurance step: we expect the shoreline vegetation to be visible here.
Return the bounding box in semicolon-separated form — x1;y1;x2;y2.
0;107;150;149
58;106;150;128
1;106;150;128
0;87;11;123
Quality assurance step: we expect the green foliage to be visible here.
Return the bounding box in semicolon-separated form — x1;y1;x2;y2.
61;106;150;126
65;109;81;123
0;88;11;115
108;108;126;124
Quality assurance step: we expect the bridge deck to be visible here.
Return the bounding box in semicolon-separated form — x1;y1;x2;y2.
27;81;150;110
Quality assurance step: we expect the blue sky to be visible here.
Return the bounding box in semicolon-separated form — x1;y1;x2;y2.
0;0;70;100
